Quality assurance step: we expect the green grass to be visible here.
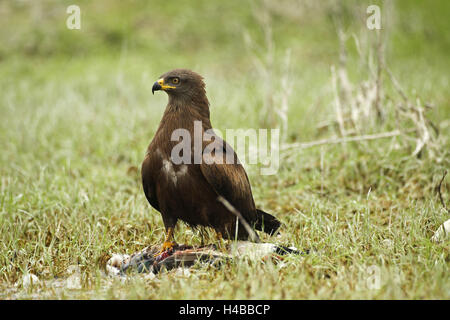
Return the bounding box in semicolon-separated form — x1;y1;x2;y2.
0;0;449;299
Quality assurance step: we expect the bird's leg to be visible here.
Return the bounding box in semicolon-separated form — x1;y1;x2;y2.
199;228;205;247
154;227;177;257
215;231;227;252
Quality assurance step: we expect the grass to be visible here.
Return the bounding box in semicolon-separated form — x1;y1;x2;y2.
0;0;449;299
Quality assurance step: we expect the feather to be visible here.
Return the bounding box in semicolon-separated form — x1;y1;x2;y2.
142;69;281;246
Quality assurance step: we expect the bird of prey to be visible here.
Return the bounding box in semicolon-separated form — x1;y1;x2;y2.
142;69;281;254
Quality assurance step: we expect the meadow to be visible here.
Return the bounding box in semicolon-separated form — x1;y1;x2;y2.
0;0;448;299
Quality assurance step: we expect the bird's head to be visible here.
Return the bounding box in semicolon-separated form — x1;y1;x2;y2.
152;69;207;103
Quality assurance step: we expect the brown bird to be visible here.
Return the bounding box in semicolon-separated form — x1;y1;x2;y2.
142;69;281;254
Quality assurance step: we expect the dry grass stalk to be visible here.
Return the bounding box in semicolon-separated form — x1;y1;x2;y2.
217;196;260;243
281;129;402;151
276;49;293;144
244;0;293;144
285;26;438;159
436;171;449;214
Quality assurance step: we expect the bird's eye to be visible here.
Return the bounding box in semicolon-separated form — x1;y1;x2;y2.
172;78;180;84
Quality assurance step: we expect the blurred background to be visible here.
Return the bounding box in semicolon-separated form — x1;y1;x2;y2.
1;0;448;131
0;0;449;298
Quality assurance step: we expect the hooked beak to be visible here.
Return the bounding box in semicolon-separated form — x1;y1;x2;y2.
152;78;175;95
152;82;161;95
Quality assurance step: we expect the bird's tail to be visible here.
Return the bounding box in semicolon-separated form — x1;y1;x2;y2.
254;209;281;236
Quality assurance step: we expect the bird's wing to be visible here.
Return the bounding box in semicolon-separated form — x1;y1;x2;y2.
200;133;257;222
141;153;160;212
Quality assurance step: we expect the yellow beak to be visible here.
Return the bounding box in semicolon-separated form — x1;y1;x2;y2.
152;78;175;94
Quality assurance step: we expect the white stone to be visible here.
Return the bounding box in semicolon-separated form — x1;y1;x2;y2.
21;273;40;288
431;219;450;242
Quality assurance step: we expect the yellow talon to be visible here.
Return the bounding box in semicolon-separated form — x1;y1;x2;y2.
154;227;176;257
154;241;177;257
